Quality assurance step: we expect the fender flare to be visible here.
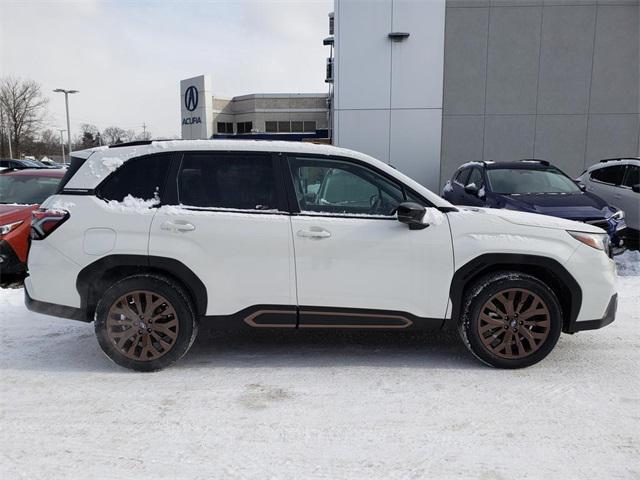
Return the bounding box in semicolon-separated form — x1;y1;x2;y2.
76;255;208;317
445;253;582;331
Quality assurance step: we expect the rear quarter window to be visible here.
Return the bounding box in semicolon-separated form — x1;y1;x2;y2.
97;153;172;202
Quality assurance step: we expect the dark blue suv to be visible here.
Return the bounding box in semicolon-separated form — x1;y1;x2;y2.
442;159;626;248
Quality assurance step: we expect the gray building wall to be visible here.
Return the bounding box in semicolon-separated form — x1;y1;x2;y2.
440;0;640;188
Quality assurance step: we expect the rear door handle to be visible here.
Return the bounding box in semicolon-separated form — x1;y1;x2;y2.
161;220;195;232
297;228;331;239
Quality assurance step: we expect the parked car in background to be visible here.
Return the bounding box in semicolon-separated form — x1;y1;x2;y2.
0;168;65;278
442;159;626;250
25;141;617;371
0;158;48;170
576;158;639;241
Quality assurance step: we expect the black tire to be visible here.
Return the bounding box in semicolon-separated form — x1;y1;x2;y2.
95;274;198;372
458;271;562;369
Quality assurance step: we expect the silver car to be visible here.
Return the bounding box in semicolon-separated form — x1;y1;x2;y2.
577;158;639;237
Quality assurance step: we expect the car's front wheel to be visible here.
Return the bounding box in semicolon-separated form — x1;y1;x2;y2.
458;272;562;368
94;274;198;372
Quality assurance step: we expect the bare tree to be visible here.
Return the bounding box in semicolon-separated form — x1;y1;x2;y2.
0;77;49;157
101;126;136;145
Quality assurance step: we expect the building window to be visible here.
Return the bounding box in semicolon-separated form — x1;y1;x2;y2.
291;121;303;133
277;121;291;133
217;122;233;134
265;121;277;133
237;121;253;134
303;121;316;132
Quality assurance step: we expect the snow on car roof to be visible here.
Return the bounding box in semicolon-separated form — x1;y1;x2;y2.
65;140;453;208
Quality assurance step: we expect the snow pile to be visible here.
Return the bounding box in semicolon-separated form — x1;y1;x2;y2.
49;200;76;211
101;157;124;172
616;249;640;276
104;193;159;212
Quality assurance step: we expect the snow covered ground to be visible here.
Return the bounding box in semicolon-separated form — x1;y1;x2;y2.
1;257;638;479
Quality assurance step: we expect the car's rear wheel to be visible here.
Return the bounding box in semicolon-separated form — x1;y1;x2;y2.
458;272;562;368
95;274;198;372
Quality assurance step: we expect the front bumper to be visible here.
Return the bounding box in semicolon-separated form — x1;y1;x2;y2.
0;239;24;276
565;293;617;333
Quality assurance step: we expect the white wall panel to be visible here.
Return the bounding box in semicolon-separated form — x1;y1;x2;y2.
335;109;391;163
390;109;442;191
391;0;446;109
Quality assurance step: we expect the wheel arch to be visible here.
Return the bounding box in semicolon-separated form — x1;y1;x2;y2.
446;253;581;333
76;255;207;321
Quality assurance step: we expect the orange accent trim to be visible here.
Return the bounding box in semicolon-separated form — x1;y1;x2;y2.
243;310;297;328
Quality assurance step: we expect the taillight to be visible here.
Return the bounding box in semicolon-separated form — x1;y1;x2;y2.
31;208;70;240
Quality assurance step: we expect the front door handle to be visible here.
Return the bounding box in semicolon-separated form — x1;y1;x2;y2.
161;220;195;232
297;228;331;239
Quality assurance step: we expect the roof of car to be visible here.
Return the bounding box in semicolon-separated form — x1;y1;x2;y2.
0;167;66;177
66;139;453;208
485;160;554;170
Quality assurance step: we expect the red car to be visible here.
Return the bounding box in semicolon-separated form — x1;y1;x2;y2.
0;168;66;278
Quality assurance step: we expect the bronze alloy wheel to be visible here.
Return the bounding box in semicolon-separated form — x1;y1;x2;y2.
106;290;179;361
477;288;551;359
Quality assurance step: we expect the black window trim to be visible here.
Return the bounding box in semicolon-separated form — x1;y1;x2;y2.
169;150;289;215
589;164;628;187
281;152;435;220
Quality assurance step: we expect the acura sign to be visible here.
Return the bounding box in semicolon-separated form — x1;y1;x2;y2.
180;75;212;139
185;86;198;111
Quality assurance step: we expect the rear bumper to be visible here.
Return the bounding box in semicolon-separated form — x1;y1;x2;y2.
24;285;88;322
565;293;617;333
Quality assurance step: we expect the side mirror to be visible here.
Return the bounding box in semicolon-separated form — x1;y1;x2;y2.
464;182;479;196
576;182;586;191
397;202;428;230
632;184;640;193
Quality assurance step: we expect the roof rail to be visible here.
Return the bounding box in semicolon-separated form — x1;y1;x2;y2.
519;158;550;166
599;157;628;163
108;140;153;148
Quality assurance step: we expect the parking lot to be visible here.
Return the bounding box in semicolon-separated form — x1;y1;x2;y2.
0;253;638;480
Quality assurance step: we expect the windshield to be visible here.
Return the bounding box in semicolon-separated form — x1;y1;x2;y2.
0;175;61;204
487;168;581;194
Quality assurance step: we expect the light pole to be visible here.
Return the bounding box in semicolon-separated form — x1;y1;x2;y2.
53;88;78;162
58;129;66;163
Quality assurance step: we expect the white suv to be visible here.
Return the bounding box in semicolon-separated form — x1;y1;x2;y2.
25;140;617;371
577;157;639;238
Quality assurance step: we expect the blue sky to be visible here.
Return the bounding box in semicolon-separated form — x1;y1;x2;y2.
0;0;332;138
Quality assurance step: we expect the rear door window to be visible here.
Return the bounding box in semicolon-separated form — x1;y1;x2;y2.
98;153;172;202
177;152;279;211
590;165;626;185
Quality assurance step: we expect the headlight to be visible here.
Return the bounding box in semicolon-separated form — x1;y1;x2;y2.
610;209;625;220
0;220;23;236
567;230;610;254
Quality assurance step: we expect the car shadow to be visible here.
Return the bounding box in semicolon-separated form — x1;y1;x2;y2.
2;324;482;373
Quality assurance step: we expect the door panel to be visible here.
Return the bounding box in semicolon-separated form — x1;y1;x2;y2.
149;210;295;316
291;215;453;320
149;151;295;317
286;154;454;323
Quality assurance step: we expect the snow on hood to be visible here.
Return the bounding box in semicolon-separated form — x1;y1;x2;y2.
459;206;605;233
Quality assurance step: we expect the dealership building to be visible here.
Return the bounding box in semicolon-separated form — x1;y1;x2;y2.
181;0;639;192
